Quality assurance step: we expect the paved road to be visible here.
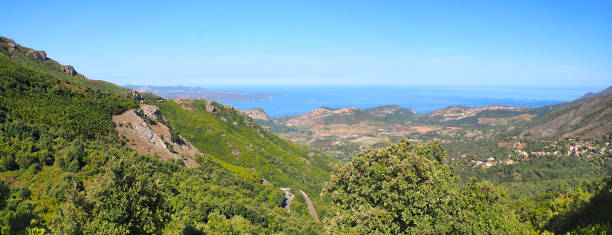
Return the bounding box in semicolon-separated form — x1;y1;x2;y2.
299;190;319;221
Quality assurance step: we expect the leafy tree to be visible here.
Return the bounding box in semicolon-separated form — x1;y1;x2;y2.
0;182;40;234
543;177;612;233
53;156;172;234
203;211;257;234
323;139;528;234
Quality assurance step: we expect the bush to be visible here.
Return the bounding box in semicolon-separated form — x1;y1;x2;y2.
323;139;529;234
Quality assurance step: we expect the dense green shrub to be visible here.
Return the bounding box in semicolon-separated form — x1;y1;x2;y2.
323;139;529;234
0;55;135;138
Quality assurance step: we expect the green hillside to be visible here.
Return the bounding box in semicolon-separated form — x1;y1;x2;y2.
0;42;323;233
1;36;609;234
0;37;130;96
154;100;332;196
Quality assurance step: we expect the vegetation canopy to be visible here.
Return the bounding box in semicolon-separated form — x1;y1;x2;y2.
323;139;528;234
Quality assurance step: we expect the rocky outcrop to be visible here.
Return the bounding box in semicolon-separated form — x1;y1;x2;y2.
26;49;47;61
280;188;295;212
205;101;217;113
113;104;201;168
131;90;143;100
60;65;78;76
239;107;270;121
5;39;17;54
141;103;161;117
173;98;196;111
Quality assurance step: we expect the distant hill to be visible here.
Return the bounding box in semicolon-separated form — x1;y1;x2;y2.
581;85;612;99
125;84;276;100
273;105;416;128
264;102;538;143
421;105;535;125
520;89;612;139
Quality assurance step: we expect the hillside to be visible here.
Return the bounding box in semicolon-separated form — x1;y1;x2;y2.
0;37;132;96
520;92;612;139
581;85;612;99
253;86;611;163
153;98;331;195
256;102;542;161
0;37;327;233
1;36;610;234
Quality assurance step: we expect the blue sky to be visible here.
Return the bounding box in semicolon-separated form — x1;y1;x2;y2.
2;0;611;87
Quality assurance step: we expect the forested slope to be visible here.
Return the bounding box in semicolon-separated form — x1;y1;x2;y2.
0;39;323;233
155;99;333;214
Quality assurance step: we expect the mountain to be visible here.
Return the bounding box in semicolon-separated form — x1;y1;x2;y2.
520;92;612;139
271;105;415;134
425;105;531;122
254;85;612;166
0;37;328;233
581;85;612;99
259;102;541;160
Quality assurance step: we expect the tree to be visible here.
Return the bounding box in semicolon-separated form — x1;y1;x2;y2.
53;156;172;234
323;139;528;234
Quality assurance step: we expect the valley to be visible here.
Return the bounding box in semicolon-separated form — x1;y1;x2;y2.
241;88;612;200
0;36;610;234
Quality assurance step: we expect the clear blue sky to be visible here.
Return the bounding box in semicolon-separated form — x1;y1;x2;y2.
2;0;611;87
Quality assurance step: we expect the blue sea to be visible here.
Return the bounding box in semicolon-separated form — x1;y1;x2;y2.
213;86;602;117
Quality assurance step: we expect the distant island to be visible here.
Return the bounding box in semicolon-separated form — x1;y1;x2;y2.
125;85;278;101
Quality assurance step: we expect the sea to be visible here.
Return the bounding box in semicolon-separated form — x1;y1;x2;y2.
212;86;603;117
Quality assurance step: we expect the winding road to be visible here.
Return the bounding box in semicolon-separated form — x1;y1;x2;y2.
280;188;319;221
299;190;319;221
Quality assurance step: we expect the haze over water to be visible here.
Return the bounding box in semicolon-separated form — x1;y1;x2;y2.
216;86;600;117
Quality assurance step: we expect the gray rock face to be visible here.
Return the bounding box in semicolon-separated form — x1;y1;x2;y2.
6;42;16;54
239;107;271;121
2;37;17;55
131;90;143;100
26;50;47;61
60;65;78;76
140;104;161;118
205;101;217;113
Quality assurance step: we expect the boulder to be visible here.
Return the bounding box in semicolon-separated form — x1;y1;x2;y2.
205;101;217;113
131;90;143;100
60;65;78;76
6;41;16;54
26;50;47;61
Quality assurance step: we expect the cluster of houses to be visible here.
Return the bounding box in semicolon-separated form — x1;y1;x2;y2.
512;140;611;158
467;139;611;169
470;157;518;169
